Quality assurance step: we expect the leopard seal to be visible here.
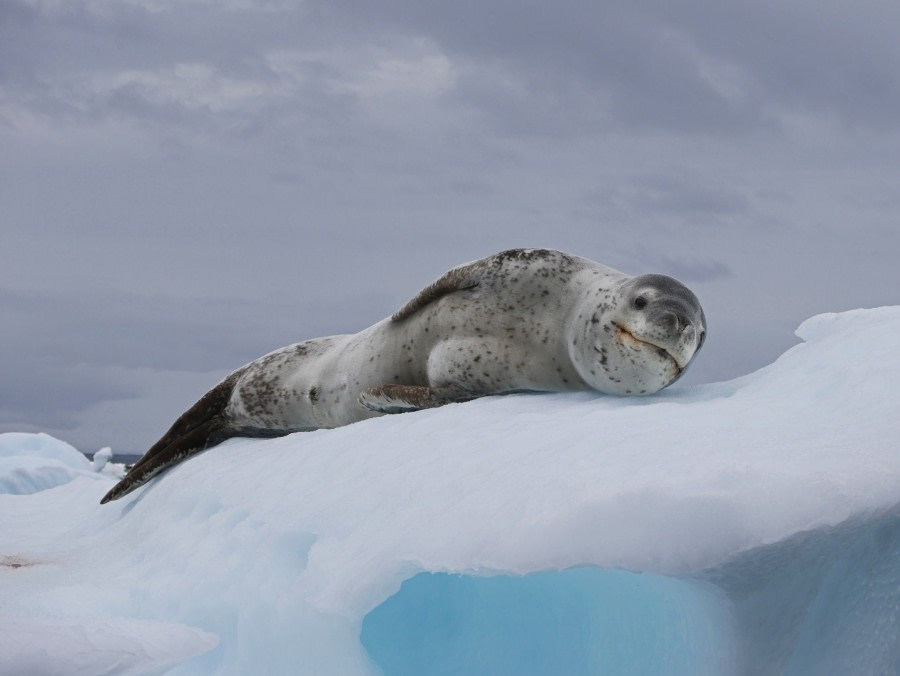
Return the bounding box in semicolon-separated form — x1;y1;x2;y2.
101;248;706;503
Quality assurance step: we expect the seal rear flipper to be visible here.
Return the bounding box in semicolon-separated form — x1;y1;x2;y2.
99;417;233;504
358;384;477;414
99;372;240;504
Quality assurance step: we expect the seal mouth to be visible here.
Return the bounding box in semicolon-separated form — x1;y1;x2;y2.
613;322;684;374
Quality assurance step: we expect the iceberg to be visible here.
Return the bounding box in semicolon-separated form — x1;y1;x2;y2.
0;433;106;496
1;307;899;674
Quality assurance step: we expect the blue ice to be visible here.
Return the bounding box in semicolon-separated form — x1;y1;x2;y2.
361;567;734;675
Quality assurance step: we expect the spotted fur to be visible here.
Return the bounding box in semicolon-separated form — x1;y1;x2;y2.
101;248;706;503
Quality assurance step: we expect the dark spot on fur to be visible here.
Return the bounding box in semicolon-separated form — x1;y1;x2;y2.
2;555;33;569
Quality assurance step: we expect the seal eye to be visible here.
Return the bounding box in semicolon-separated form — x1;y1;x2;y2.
633;296;648;310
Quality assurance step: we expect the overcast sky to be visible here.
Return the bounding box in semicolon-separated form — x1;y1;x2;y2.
2;0;899;455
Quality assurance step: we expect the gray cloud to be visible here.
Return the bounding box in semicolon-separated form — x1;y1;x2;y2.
631;175;751;218
7;0;900;140
315;0;900;134
0;360;136;430
655;256;733;283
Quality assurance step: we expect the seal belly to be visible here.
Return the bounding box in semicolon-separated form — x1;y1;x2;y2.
301;320;435;428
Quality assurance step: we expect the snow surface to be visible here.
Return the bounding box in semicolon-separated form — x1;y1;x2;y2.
2;307;899;674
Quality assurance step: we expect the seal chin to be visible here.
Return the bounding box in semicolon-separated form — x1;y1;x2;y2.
613;322;684;375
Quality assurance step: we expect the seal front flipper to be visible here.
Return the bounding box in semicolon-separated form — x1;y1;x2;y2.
99;373;240;504
358;384;477;414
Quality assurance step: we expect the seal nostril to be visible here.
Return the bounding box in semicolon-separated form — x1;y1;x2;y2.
673;313;690;332
656;347;668;359
659;311;682;331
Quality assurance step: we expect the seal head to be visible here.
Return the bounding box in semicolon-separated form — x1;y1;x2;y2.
570;273;707;395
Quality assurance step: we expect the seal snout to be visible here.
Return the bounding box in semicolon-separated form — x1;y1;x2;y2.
650;305;695;334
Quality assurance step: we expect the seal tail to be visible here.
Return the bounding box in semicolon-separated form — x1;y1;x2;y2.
100;373;239;504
